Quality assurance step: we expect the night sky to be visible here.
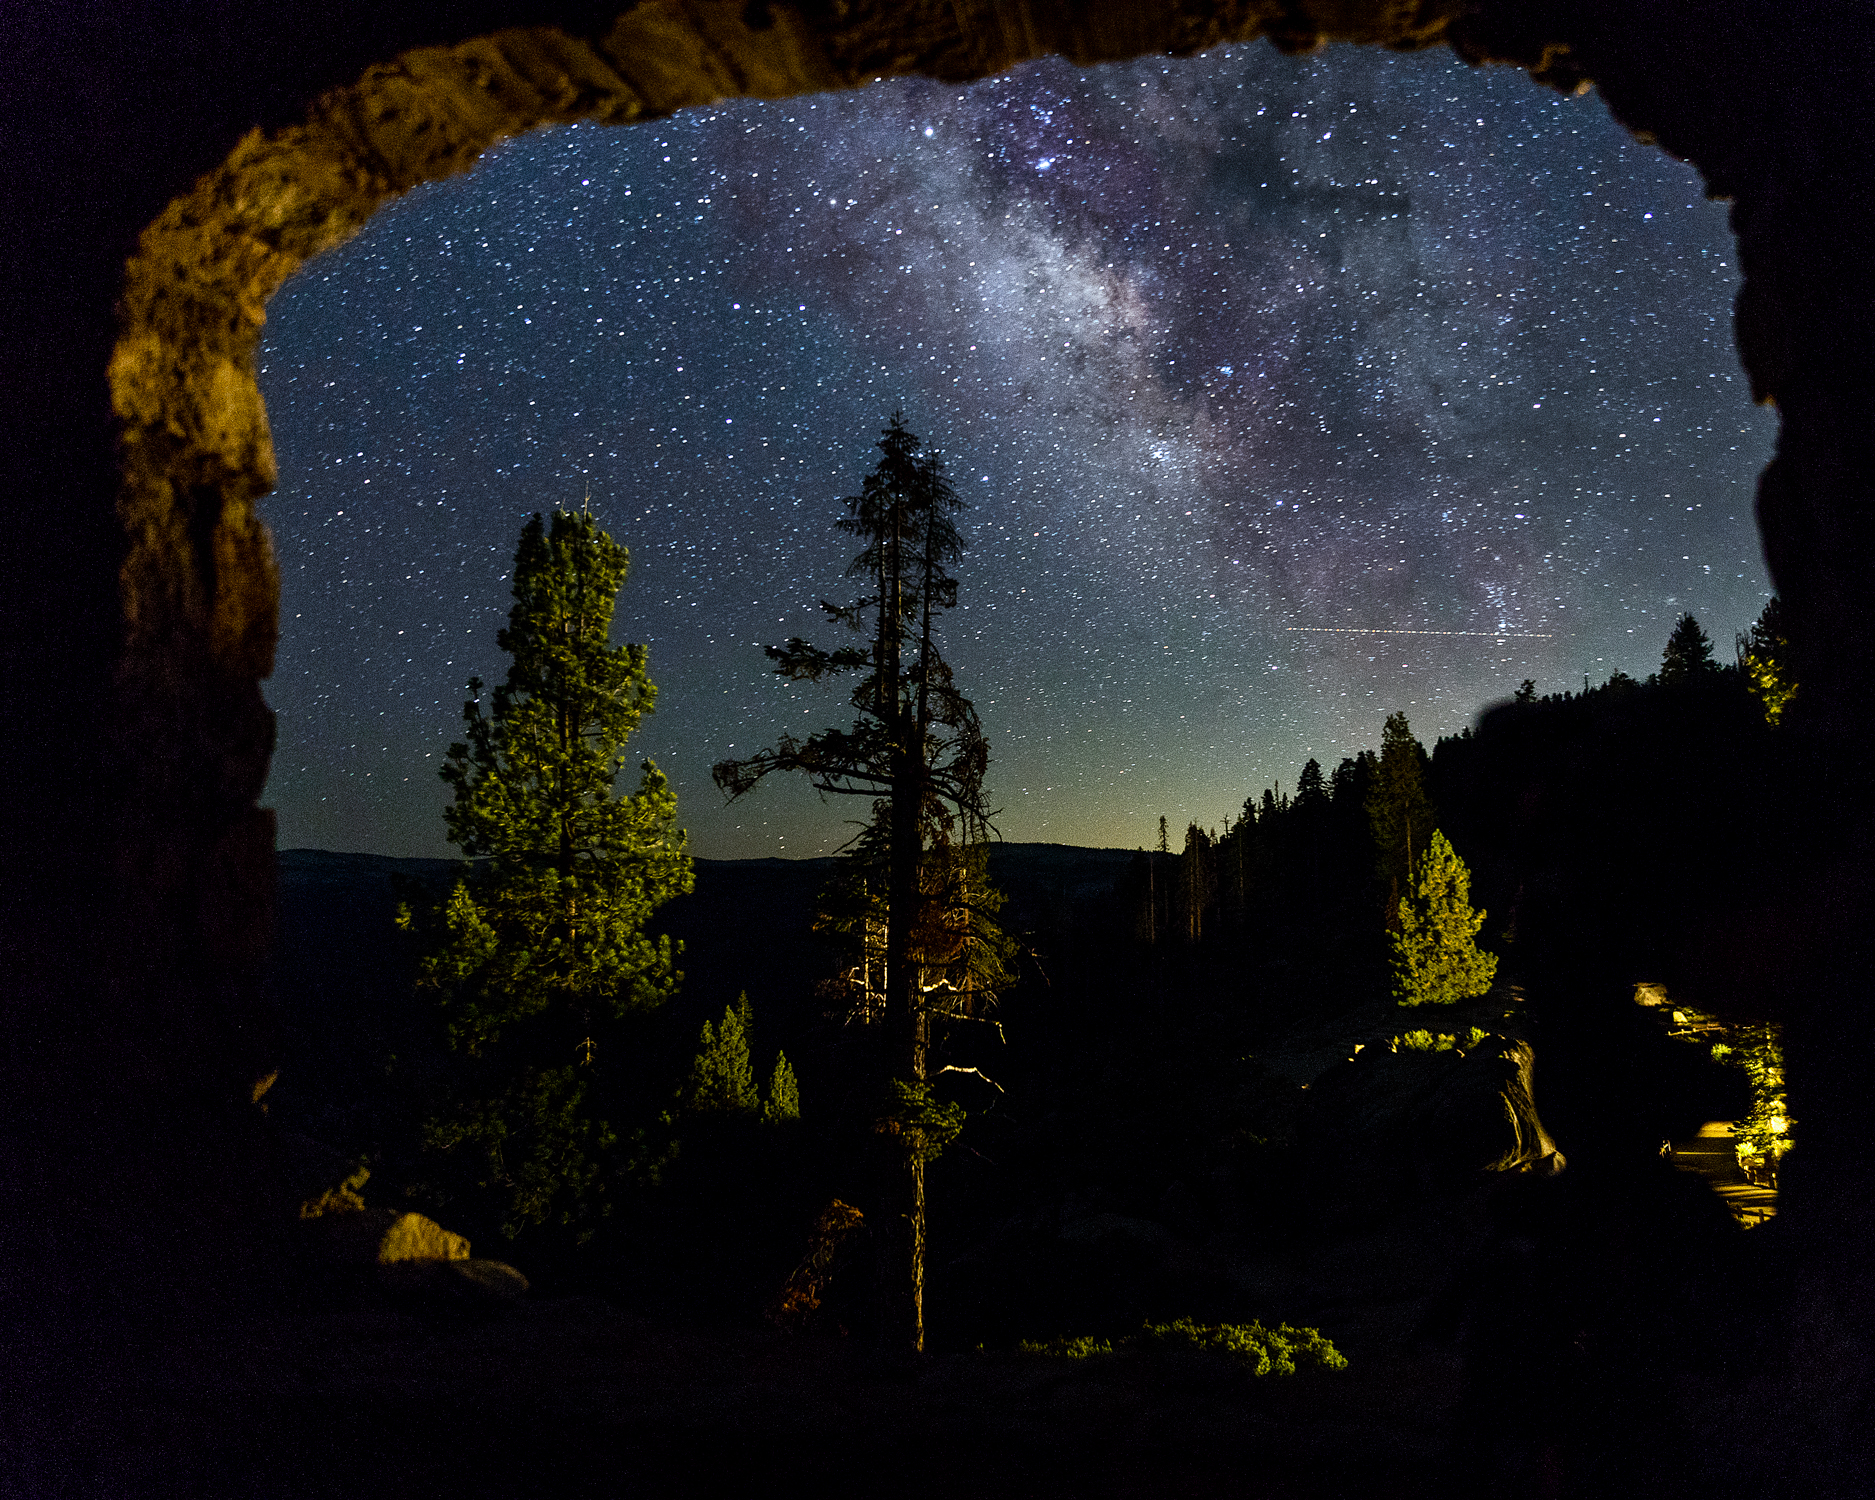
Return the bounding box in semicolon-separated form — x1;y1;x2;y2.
257;40;1777;861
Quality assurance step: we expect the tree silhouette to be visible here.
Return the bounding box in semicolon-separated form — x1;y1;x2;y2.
402;509;692;1239
712;412;992;1351
1295;757;1327;809
1658;612;1719;687
1366;712;1435;917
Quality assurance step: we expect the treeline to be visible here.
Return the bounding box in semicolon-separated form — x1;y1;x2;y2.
1117;604;1795;1014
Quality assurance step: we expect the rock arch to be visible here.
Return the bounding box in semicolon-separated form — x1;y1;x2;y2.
6;0;1873;1484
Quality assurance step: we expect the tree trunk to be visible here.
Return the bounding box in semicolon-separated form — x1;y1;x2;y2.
881;725;928;1352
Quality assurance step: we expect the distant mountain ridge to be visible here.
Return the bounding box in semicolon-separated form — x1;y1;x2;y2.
272;842;1137;1106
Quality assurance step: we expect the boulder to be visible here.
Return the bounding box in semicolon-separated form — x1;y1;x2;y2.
1297;1036;1563;1226
379;1257;529;1306
307;1207;471;1266
276;1131;368;1218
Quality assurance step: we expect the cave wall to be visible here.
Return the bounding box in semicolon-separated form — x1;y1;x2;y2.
3;0;1871;1480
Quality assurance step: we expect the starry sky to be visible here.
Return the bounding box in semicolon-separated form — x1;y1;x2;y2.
257;40;1777;861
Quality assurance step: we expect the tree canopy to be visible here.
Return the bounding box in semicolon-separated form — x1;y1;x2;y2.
1658;612;1719;687
1366;712;1435;904
1391;830;1498;1007
713;412;997;1351
402;508;692;1239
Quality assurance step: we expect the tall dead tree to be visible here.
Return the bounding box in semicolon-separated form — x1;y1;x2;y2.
713;413;993;1351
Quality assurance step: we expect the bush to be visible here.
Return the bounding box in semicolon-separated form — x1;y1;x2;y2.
1392;1026;1491;1054
1015;1334;1115;1359
1018;1319;1347;1375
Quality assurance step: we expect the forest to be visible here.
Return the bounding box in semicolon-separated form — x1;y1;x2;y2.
269;417;1801;1493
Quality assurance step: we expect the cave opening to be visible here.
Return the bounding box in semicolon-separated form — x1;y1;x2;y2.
14;3;1873;1491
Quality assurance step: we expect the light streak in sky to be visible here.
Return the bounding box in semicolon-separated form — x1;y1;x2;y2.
1285;628;1556;639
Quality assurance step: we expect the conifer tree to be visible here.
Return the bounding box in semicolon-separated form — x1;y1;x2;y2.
1366;712;1435;909
713;413;993;1351
402;508;692;1238
1658;612;1718;687
764;1052;801;1123
1177;822;1215;943
1295;757;1327;809
686;995;758;1114
1392;830;1498;1006
1737;596;1798;725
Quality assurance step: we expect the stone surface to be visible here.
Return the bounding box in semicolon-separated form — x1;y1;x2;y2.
1298;1037;1565;1226
380;1256;530;1304
310;1208;471;1265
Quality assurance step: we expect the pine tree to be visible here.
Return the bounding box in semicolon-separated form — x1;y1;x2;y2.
401;508;692;1239
764;1051;801;1123
814;816;1013;1027
1295;757;1327;809
1366;712;1435;909
712;413;992;1351
1330;754;1368;806
1737;596;1798;725
1658;612;1718;687
686;996;758;1114
1391;830;1498;1006
1176;822;1215;943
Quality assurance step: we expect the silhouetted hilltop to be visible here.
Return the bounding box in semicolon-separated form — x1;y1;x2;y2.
270;841;1136;1149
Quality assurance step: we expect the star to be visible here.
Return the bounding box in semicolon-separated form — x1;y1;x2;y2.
257;40;1774;859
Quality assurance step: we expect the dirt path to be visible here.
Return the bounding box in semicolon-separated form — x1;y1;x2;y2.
1669;1120;1777;1227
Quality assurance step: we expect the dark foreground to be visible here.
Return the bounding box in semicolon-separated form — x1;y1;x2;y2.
12;1297;1455;1500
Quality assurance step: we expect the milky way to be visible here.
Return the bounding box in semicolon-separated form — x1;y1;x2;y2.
257;41;1777;859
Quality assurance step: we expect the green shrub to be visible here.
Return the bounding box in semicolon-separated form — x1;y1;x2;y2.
1392;1026;1493;1054
1138;1318;1348;1375
1018;1319;1346;1375
1016;1334;1115;1359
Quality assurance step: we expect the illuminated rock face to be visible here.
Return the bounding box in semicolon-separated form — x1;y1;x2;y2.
3;1;1873;1481
311;1208;471;1266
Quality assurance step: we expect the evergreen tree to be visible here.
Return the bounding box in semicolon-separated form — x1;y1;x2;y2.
713;413;992;1351
1330;753;1369;807
1391;830;1498;1006
1737;596;1798;726
1295;757;1327;809
1658;612;1718;687
1176;822;1216;943
686;995;758;1114
814;813;1014;1027
1366;712;1435;909
403;509;692;1239
764;1051;801;1124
